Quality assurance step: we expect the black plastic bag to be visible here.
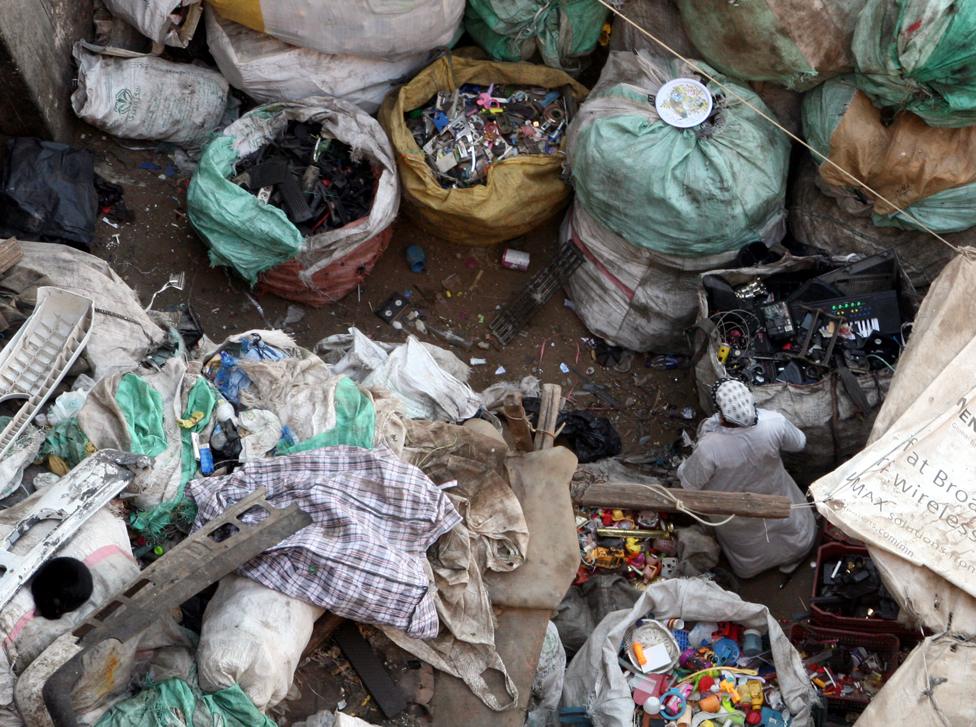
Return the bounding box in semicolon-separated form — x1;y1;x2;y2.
524;398;622;463
0;138;97;248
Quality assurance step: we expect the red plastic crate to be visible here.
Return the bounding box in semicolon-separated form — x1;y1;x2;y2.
811;543;906;633
789;623;899;709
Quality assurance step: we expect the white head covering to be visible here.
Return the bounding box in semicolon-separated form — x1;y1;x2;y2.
711;378;758;427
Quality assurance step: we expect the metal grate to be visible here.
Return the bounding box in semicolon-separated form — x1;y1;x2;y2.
490;243;584;345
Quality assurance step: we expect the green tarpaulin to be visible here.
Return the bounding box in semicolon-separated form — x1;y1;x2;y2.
465;0;608;72
116;374;168;458
277;377;375;454
187;130;302;284
96;678;274;727
852;0;976;127
40;417;93;469
129;377;218;540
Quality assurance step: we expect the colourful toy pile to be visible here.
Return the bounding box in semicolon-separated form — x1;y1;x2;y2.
575;508;677;588
622;619;791;726
791;627;892;705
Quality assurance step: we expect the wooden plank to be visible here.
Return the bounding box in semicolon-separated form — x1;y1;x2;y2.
334;621;407;719
300;612;345;660
502;392;534;453
571;480;792;519
533;383;561;450
0;239;23;275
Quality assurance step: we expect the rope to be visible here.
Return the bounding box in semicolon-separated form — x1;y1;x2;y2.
539;421;567;441
414;434;461;470
920;647;951;727
504;410;566;441
628;482;736;527
593;0;976;261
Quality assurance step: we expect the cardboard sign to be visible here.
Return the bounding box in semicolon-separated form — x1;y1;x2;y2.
812;382;976;596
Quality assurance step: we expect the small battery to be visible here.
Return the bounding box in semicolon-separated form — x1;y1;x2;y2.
501;248;530;271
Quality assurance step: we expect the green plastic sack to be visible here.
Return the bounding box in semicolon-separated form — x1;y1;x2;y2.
872;187;976;232
130;377;218;540
187;129;302;285
96;677;274;727
803;76;976;233
277;376;375;454
852;0;976;127
465;0;608;72
40;418;93;469
116;374;168;458
566;51;790;256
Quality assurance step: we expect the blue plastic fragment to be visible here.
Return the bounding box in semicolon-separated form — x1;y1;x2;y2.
433;111;450;132
277;425;297;449
542;90;561;106
672;629;690;651
713;637;740;666
199;444;214;475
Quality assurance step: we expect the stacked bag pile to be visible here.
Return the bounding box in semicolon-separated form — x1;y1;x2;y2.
557;0;976;477
794;0;976;286
74;0;619;289
562;50;790;351
665;0;976;287
573;0;976;322
195;0;467;303
69;0;480;306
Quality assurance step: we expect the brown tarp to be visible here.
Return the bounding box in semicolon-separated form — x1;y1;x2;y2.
789;156;959;287
821;89;976;214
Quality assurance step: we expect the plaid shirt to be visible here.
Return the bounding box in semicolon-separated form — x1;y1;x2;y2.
188;446;460;638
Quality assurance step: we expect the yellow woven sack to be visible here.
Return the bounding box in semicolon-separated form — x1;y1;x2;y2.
379;54;588;245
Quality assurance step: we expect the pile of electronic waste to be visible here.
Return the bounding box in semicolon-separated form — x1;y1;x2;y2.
702;254;914;387
233;120;374;235
406;83;576;189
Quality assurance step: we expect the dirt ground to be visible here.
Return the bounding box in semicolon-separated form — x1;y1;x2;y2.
71;126;816;724
83;130;703;459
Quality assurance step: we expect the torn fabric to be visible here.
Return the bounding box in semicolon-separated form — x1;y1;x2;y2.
382;421;529;710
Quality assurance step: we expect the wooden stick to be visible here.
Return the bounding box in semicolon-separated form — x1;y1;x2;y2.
571;480;792;519
534;383;562;450
502;392;534;452
300;612;346;660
